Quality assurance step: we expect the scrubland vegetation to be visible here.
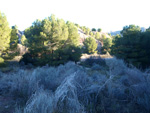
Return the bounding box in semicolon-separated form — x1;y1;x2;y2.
0;58;150;113
1;11;150;113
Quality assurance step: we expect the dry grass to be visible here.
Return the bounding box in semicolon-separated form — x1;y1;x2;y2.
81;53;112;62
0;59;150;113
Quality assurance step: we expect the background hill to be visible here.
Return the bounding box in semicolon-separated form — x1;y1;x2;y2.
110;31;121;36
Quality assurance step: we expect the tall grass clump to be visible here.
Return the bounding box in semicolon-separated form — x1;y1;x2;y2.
23;88;54;113
54;72;85;113
0;69;39;103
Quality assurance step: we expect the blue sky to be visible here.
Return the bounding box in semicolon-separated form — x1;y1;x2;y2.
0;0;150;32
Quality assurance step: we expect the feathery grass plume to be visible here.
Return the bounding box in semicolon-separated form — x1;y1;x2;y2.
54;72;85;113
105;57;127;75
23;88;54;113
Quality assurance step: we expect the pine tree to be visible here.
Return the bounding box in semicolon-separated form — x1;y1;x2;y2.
98;28;102;32
10;25;19;50
89;31;93;36
0;11;11;55
111;25;142;67
101;37;112;53
95;32;100;40
83;37;97;54
66;21;80;46
22;15;81;66
21;35;28;46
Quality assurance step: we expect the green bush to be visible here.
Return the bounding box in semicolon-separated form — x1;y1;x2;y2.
0;57;5;67
83;37;98;54
20;46;82;66
0;57;4;63
80;56;106;68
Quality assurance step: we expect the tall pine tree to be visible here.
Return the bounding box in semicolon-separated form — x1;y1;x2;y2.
22;15;81;66
0;11;11;55
10;25;19;50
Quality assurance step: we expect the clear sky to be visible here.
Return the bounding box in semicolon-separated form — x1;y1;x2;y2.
0;0;150;32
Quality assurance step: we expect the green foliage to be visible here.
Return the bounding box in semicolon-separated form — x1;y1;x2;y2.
92;28;96;32
10;25;19;50
22;15;81;66
89;31;93;36
0;11;15;64
0;57;6;67
95;32;100;40
83;37;98;54
75;23;79;28
51;46;82;65
98;28;102;32
0;57;4;63
80;56;106;68
101;37;112;53
0;11;11;53
67;21;79;46
139;28;150;68
21;35;28;46
111;25;150;68
85;28;90;35
79;26;91;35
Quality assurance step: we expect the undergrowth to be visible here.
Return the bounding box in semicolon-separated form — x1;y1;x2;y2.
0;58;150;113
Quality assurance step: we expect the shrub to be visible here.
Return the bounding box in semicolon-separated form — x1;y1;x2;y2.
0;57;4;63
54;73;84;113
91;63;102;70
20;46;82;66
80;56;106;67
23;89;54;113
0;57;5;67
10;70;39;103
83;37;98;54
105;57;127;75
1;58;150;113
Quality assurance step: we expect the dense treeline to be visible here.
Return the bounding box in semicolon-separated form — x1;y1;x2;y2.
0;11;99;67
21;15;81;66
0;12;18;66
111;25;150;68
0;12;11;54
1;11;150;69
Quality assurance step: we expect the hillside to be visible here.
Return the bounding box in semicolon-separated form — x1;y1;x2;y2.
17;30;23;44
78;28;111;52
110;31;121;36
0;57;150;113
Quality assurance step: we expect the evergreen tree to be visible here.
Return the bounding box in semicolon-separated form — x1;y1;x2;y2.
83;37;97;54
0;11;11;55
22;15;81;66
92;28;96;32
98;28;102;32
101;37;112;53
75;23;79;28
85;28;90;35
89;31;93;36
111;25;144;67
95;32;100;40
10;25;19;50
21;35;28;46
66;21;79;46
139;28;150;68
